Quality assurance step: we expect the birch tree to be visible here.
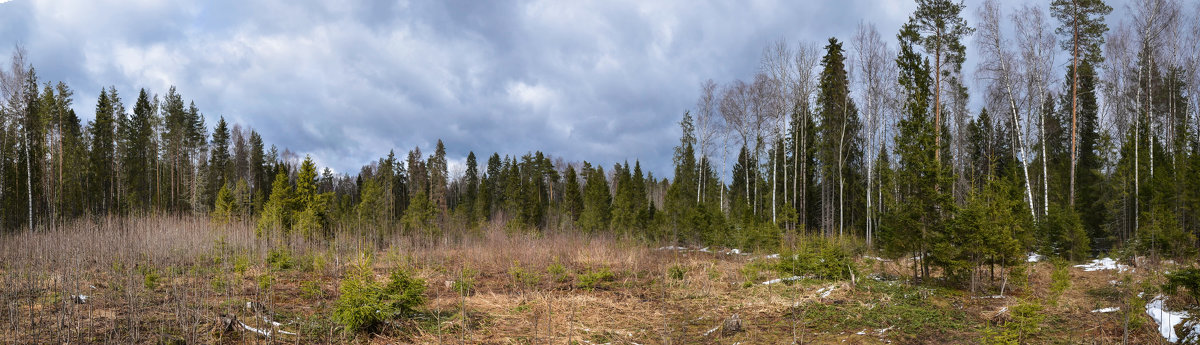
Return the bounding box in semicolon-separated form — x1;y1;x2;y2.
853;22;894;246
974;0;1037;219
695;79;722;205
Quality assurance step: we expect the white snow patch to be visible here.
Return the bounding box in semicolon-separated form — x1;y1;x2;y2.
71;295;89;303
656;246;688;251
973;295;1007;299
260;316;284;328
991;306;1009;318
726;248;742;255
877;325;894;335
1074;257;1128;272
703;326;720;336
241;323;272;337
1091;307;1120;313
1145;295;1197;343
816;284;837;298
764;253;780;259
1026;253;1043;263
699;247;712;253
761;276;804;285
856;329;867;335
863;255;891;262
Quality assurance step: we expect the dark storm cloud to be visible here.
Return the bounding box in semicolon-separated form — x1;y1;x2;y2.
11;0;1094;178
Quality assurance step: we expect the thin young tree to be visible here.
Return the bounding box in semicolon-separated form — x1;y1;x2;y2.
853;22;893;246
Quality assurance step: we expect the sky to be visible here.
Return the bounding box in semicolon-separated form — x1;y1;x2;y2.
0;0;1136;179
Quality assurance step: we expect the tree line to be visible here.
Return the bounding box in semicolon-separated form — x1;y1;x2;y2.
1;0;1198;283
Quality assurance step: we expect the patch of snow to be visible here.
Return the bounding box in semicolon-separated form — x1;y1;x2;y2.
699;247;712;253
242;323;272;337
1091;307;1120;313
764;253;780;259
703;326;720;336
816;284;837;298
856;329;867;335
260;316;284;328
727;248;742;255
1109;280;1119;285
1146;295;1194;343
761;276;804;285
862;255;890;262
973;295;1006;299
1074;257;1129;272
877;326;894;335
71;295;89;303
996;306;1008;315
656;246;687;251
1026;253;1043;263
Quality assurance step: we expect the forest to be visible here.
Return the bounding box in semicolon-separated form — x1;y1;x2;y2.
2;0;1200;343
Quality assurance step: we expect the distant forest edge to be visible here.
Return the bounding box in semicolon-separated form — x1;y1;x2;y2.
1;0;1199;281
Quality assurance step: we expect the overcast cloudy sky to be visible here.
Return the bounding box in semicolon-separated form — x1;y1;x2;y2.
0;0;1135;177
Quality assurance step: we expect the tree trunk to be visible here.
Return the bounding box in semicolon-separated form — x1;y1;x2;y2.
1069;20;1079;207
26;128;33;230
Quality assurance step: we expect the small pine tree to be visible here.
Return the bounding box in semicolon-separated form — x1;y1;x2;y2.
256;170;293;238
212;184;237;224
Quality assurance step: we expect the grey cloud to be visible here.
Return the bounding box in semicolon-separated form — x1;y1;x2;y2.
8;0;1083;178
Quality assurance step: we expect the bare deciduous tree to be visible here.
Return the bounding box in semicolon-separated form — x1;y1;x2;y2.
853;22;893;246
695;79;722;204
975;0;1038;219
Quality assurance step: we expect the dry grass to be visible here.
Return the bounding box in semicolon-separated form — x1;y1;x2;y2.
0;216;1186;344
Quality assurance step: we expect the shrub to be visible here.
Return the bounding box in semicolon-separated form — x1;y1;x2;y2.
1007;300;1044;343
577;267;615;291
1042;205;1089;261
267;247;294;271
547;260;570;283
301;281;325;300
982;299;1044;345
139;266;160;290
668;264;687;280
452;266;478;296
508;262;541;288
333;257;427;333
1164;268;1200;304
232;255;250;274
258;274;275;290
776;237;857;280
1048;260;1070;306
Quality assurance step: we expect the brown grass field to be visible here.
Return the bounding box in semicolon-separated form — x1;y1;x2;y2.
0;216;1190;344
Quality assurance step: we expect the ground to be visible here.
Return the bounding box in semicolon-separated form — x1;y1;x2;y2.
0;217;1191;344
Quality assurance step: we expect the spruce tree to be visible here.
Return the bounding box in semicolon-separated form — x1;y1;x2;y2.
814;37;864;237
89;88;117;214
579;163;611;233
880;23;954;281
563;164;583;223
